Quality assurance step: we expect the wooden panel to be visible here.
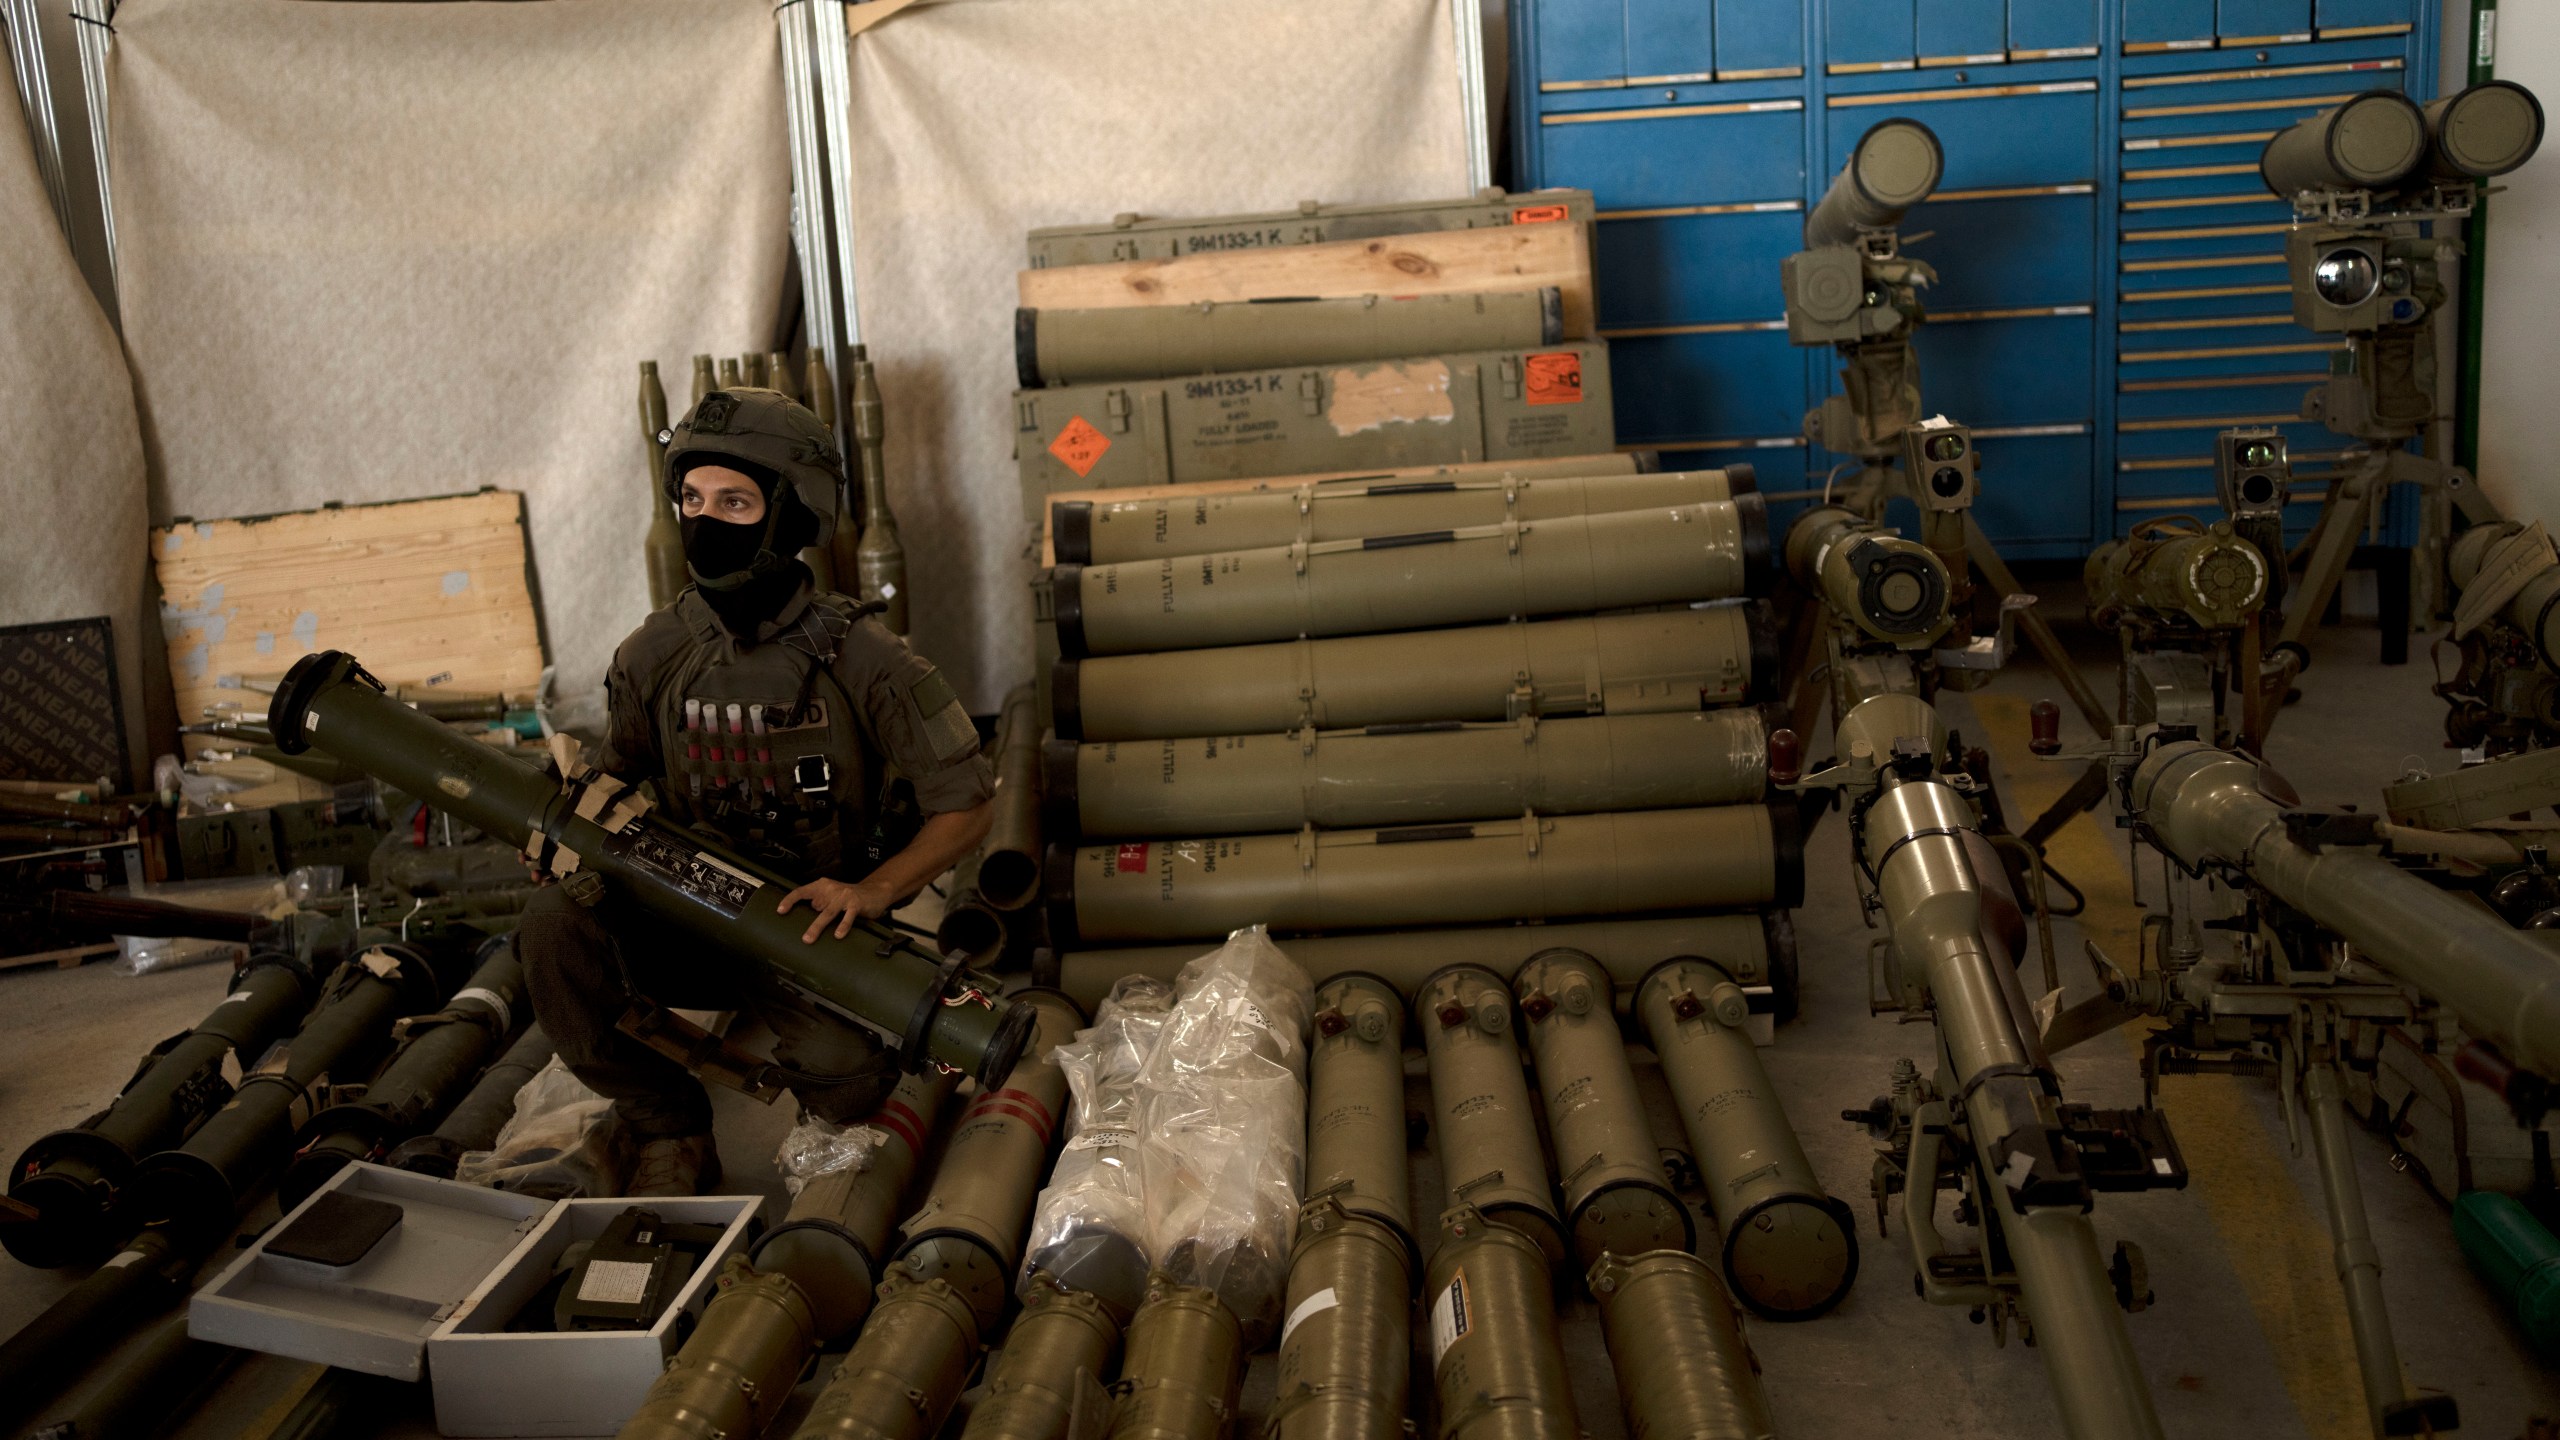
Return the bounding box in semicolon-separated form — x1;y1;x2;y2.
153;490;547;744
1017;223;1598;340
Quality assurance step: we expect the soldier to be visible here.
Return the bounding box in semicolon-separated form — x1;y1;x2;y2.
517;387;993;1196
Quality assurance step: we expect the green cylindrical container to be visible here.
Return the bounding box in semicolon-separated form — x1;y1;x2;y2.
958;1282;1123;1440
1424;1206;1579;1440
1271;1202;1412;1440
1104;1277;1245;1440
1419;967;1565;1270
982;683;1047;911
2457;1188;2560;1352
1513;950;1693;1269
2260;90;2429;196
1022;290;1561;388
1588;1249;1776;1440
1784;505;1952;647
1306;976;1413;1245
788;1262;983;1440
2084;519;2267;632
2421;81;2545;182
616;1260;818;1440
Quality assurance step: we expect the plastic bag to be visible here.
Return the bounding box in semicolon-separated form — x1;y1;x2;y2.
1134;926;1312;1341
455;1056;621;1199
775;1112;888;1197
282;865;344;906
1018;973;1178;1315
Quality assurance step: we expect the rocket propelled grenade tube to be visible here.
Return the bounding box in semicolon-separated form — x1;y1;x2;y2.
1057;912;1780;1012
1055;605;1772;742
1425;1206;1580;1440
754;1068;958;1341
1785;505;1953;647
2260;89;2429;197
788;1259;984;1440
1053;494;1768;655
1020;290;1562;388
615;1259;818;1440
937;850;1013;970
1050;708;1773;840
1804;117;1944;249
1305;975;1413;1245
1587;1250;1777;1440
2084;520;2268;633
893;990;1085;1329
981;684;1047;912
2131;741;2560;1078
961;1281;1123;1440
1054;804;1796;945
281;936;525;1209
1104;1276;1246;1440
851;345;909;635
389;1024;553;1177
1419;966;1566;1269
1052;464;1744;568
1272;1199;1412;1440
268;651;1031;1088
1513;950;1695;1269
642;361;685;612
5;954;313;1268
2419;81;2545;182
1636;958;1855;1319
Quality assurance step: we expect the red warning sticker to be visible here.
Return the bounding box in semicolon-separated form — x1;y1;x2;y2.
1114;842;1150;874
1524;352;1583;406
1049;415;1111;478
1511;204;1569;224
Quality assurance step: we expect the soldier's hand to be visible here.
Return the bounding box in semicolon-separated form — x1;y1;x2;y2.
776;876;895;943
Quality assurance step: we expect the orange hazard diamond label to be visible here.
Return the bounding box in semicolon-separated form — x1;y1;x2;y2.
1524;352;1583;406
1049;415;1111;477
1511;204;1569;223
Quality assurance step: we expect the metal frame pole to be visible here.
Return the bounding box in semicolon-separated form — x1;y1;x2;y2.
2;0;71;236
777;0;839;390
68;0;114;286
1451;0;1490;191
813;0;860;368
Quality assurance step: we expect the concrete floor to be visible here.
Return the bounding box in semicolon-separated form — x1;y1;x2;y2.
2;582;2555;1438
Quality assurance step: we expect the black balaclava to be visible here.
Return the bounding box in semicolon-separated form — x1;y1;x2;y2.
676;455;820;639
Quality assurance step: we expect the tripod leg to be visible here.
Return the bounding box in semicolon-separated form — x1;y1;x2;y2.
1963;514;2112;737
2304;1060;2456;1438
2276;454;2383;660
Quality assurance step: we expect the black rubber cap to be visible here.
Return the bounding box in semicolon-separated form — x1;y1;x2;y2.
1014;308;1042;390
1722;1192;1859;1321
975;996;1040;1091
1760;907;1801;1026
1734;490;1772;598
1746;601;1782;703
1051;566;1088;659
1766;801;1806;909
1051;659;1084;741
1042;841;1081;950
1052;500;1096;566
1041;738;1082;842
1723;461;1758;495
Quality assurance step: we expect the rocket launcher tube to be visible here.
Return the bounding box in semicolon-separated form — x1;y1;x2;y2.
788;1259;984;1440
1587;1250;1777;1440
979;683;1047;911
1102;1276;1246;1440
1419;966;1566;1271
1053;496;1766;657
1271;1201;1412;1440
754;1068;959;1341
958;1282;1123;1440
1021;289;1562;389
268;650;1033;1088
1512;950;1695;1270
1305;975;1413;1247
2132;741;2560;1078
1424;1207;1579;1440
616;1260;818;1440
389;1024;553;1177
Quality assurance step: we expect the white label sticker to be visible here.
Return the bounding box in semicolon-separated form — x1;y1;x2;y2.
577;1258;658;1306
1429;1269;1471;1364
880;581;899;599
1280;1286;1339;1348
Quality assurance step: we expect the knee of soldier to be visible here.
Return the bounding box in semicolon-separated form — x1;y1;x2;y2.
514;885;609;987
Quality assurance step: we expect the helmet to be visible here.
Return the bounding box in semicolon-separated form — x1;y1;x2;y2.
663;386;842;546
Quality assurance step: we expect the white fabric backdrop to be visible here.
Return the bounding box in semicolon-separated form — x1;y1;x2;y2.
109;0;793;712
0;90;153;783
840;0;1475;708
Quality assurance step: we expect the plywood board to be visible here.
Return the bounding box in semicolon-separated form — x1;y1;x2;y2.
153;490;547;744
1017;223;1596;339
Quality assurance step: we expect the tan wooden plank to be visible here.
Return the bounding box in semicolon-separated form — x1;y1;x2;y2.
0;942;118;971
152;491;547;742
1017;223;1597;340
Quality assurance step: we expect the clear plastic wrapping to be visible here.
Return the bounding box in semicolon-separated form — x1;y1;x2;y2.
774;1112;888;1197
1018;973;1178;1314
1135;926;1312;1340
455;1056;620;1199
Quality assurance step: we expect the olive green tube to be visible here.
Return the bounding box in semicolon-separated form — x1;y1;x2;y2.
691;354;717;408
753;1068;957;1341
851;345;909;635
2448;520;2560;671
1635;958;1856;1320
1104;1277;1245;1440
1587;1250;1775;1440
1055;804;1794;945
962;1282;1122;1440
1419;967;1565;1269
1272;1201;1412;1440
617;1260;819;1440
1804;118;1943;250
893;991;1085;1329
2084;522;2267;632
719;357;744;389
1055;494;1768;656
1057;912;1778;1010
1425;1206;1578;1440
1052;462;1735;568
1784;506;1952;647
2133;741;2560;1077
642;361;686;611
2421;81;2545;181
1307;976;1412;1242
1055;605;1772;742
938;849;1012;965
1051;709;1771;839
5;956;312;1269
790;1260;984;1440
2260;90;2429;196
268;650;1030;1087
1021;290;1562;388
389;1024;554;1178
1513;951;1693;1270
743;353;773;389
982;683;1047;911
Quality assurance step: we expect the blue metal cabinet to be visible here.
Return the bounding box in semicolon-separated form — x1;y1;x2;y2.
1912;315;2097;425
1973;435;2097;545
2316;0;2412;32
1916;0;2006;64
1611;330;1809;445
1829;84;2099;191
1627;0;1717;82
1595;208;1805;325
1537;0;1628;89
1717;0;1805;77
1828;0;1917;72
2124;0;2217;51
2010;0;2099;57
2218;0;2314;41
1540;102;1806;209
1909;196;2098;310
